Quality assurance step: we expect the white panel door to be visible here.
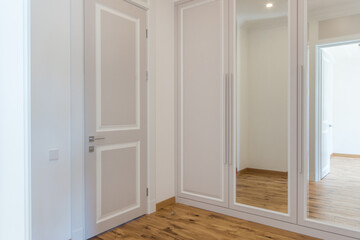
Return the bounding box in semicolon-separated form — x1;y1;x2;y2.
85;0;147;238
176;0;229;207
320;51;333;179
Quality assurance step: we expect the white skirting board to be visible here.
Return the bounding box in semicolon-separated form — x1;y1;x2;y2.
176;197;357;240
71;228;84;240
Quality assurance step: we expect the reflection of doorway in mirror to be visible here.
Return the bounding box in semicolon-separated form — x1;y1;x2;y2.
309;41;360;230
306;0;360;231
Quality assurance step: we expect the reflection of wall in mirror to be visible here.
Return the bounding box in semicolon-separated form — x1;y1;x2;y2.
308;9;360;180
236;2;360;176
331;49;360;155
237;17;289;173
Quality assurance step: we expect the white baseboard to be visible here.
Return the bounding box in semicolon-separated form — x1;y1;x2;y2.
176;197;357;240
147;199;156;214
71;228;84;240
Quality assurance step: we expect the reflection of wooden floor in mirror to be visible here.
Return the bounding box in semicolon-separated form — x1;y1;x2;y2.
308;156;360;230
236;169;288;213
236;157;360;230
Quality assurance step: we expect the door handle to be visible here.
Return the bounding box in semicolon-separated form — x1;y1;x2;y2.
229;73;233;166
299;65;304;174
89;136;105;142
225;73;229;165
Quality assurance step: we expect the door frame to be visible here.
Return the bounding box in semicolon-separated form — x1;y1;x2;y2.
298;0;360;238
70;1;156;239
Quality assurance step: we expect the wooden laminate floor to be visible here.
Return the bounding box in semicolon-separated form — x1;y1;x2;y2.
236;170;288;213
236;157;360;230
308;156;360;229
91;203;318;240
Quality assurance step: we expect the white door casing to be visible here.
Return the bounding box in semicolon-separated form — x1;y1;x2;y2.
85;0;147;238
176;0;229;207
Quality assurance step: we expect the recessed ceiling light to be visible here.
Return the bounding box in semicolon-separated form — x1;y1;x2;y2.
266;2;274;8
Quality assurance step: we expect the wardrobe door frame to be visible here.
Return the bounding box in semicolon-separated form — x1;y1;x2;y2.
297;0;360;238
175;0;229;208
228;0;298;224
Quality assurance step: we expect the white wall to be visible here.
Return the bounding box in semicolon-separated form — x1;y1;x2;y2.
0;1;30;239
155;0;175;203
31;0;71;239
330;47;360;155
318;14;360;40
238;20;289;172
237;25;249;171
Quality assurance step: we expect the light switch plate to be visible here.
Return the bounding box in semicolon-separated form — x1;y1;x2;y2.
49;149;59;161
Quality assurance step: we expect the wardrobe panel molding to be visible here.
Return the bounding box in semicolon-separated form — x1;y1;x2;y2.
176;0;229;207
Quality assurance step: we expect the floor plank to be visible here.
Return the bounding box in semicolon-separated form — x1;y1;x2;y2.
92;204;318;240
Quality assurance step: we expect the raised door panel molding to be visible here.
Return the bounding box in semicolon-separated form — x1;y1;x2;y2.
126;0;149;10
95;3;141;132
175;0;194;5
96;142;141;224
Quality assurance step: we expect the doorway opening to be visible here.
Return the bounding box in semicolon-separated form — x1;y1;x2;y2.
315;40;360;181
310;40;360;229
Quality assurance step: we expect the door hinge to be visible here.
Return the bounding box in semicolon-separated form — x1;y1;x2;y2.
146;29;148;39
146;188;149;197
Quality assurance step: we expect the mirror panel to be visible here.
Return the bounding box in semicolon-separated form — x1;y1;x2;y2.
235;0;289;213
306;0;360;231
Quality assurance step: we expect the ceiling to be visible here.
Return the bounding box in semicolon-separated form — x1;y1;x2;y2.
236;0;360;24
308;0;359;12
236;0;288;24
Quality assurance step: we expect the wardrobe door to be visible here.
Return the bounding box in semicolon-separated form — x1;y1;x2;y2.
229;0;298;223
298;0;360;238
176;0;229;207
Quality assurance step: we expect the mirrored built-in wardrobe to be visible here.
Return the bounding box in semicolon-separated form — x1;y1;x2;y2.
175;0;360;239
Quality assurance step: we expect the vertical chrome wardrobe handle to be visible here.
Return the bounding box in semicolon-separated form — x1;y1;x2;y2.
299;65;304;174
224;73;229;165
229;73;233;166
